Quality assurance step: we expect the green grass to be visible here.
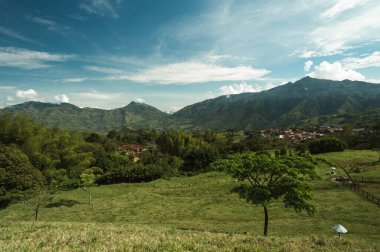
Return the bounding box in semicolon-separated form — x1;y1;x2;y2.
315;149;380;177
1;150;379;251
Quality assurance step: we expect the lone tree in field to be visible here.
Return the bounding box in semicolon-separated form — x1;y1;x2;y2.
334;159;359;185
80;173;95;205
23;188;54;221
212;151;317;236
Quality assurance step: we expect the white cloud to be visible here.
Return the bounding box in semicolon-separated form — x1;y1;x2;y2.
54;94;70;103
320;0;368;21
60;77;88;83
207;54;232;63
6;96;14;102
219;82;276;96
0;26;40;45
74;90;122;100
167;106;182;113
304;60;314;72
366;78;380;84
106;61;269;84
80;0;121;18
341;51;380;69
309;61;365;81
219;82;257;95
306;3;380;57
0;47;74;69
15;89;38;100
134;98;146;103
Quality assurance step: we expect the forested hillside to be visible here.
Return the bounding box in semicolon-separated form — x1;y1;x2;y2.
169;77;380;130
2;77;380;131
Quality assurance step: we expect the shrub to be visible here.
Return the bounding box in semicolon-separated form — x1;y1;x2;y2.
308;137;347;154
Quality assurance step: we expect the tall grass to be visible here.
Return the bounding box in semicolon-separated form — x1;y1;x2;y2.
0;222;376;252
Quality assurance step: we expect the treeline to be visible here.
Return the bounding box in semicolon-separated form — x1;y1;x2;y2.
0;115;216;207
2;113;380;208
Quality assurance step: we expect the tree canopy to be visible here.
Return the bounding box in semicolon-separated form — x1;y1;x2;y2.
212;151;317;236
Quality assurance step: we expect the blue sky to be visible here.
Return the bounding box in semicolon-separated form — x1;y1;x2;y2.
1;0;380;111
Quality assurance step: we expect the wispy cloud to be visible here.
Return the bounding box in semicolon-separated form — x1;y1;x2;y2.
30;16;69;35
309;61;365;81
304;1;380;57
158;1;327;63
60;77;88;83
0;47;75;69
85;65;123;74
320;0;368;21
340;51;380;69
0;86;16;90
80;0;122;18
105;61;269;84
0;26;39;45
74;90;122;100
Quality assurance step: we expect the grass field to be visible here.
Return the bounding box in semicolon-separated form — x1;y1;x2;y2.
1;150;379;251
0;222;376;251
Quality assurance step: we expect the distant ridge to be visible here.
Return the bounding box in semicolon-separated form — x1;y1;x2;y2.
1;101;169;131
2;77;380;131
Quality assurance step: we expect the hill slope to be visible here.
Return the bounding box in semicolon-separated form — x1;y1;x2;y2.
2;77;380;131
169;77;380;130
1;101;169;131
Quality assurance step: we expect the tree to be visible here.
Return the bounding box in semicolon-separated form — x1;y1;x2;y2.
182;143;219;173
334;159;359;185
23;188;54;221
80;172;95;204
0;145;44;208
212;152;317;236
308;137;347;154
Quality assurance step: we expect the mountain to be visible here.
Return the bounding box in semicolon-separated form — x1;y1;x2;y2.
2;77;380;131
1;101;169;132
168;77;380;130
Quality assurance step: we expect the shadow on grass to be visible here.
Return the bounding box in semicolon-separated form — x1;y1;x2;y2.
45;199;81;208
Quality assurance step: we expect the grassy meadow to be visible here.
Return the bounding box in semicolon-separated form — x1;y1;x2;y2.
1;150;379;251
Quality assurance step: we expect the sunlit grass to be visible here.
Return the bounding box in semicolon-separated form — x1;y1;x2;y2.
0;222;376;252
1;150;379;250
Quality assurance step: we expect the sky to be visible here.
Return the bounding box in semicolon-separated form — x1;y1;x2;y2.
0;0;380;111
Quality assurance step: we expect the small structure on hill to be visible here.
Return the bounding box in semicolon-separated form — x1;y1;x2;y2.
332;224;347;237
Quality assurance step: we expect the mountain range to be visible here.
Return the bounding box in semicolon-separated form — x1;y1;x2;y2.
2;77;380;131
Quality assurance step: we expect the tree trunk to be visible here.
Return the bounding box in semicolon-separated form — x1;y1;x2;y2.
88;189;92;205
264;205;269;236
34;204;40;221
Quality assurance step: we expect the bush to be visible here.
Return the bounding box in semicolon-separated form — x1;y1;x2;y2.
308;137;347;154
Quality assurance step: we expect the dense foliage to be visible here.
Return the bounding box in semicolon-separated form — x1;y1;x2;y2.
308;137;347;154
0;114;230;207
1;111;379;209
